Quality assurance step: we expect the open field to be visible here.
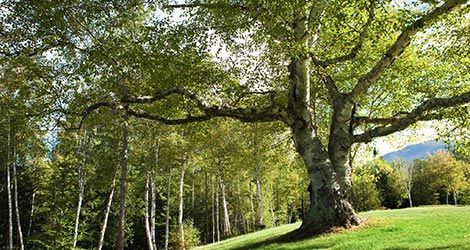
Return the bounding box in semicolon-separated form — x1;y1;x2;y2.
196;206;470;250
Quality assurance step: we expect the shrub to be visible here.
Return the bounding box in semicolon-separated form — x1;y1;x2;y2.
170;220;201;250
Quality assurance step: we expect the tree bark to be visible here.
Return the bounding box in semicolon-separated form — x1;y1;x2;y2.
150;173;157;250
268;185;275;227
144;173;154;250
211;176;215;243
164;169;172;250
248;181;255;230
97;167;117;250
178;158;187;249
73;135;87;249
204;171;209;244
220;176;231;235
27;191;35;239
151;136;159;250
117;115;129;250
12;142;24;250
287;11;360;235
254;134;264;227
6;117;13;250
215;175;220;242
453;191;457;205
446;190;449;205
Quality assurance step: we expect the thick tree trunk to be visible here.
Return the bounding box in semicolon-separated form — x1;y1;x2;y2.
7;118;13;250
144;173;154;250
178;158;187;249
117;116;129;250
164;169;172;250
220;177;231;235
97;168;117;250
12;144;24;250
287;14;360;234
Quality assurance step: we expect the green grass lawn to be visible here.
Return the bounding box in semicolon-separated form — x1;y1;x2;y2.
195;206;470;250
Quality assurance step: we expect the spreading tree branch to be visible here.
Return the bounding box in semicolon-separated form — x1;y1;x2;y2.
349;0;466;102
353;91;470;143
124;87;288;124
312;0;375;67
166;2;248;11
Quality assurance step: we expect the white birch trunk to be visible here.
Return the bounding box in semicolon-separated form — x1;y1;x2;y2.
27;191;35;239
97;168;117;250
178;158;187;249
144;174;154;250
150;174;157;250
117;116;129;250
12;144;24;250
164;169;172;250
215;175;220;242
248;181;255;229
7;118;13;250
220;177;231;235
73;134;87;249
211;176;215;243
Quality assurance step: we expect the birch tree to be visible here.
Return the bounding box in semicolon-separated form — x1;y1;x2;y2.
2;0;469;236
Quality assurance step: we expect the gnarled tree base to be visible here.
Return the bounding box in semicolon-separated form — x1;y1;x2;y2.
298;185;361;236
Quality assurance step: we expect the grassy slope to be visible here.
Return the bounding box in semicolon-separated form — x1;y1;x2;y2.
196;206;470;250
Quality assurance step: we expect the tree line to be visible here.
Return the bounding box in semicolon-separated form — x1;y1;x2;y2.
352;151;470;212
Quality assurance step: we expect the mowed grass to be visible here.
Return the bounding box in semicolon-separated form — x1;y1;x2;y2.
195;206;470;250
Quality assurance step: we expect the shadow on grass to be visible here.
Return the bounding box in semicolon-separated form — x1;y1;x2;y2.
230;228;333;250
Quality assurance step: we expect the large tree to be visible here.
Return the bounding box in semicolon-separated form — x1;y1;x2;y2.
1;0;469;236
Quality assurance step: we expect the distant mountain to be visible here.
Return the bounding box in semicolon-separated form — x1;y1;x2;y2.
382;140;448;162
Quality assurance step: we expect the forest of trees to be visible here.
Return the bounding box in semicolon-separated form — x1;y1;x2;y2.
1;0;469;249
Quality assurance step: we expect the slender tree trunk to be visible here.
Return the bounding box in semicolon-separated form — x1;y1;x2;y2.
204;171;209;244
73;137;86;249
236;179;245;234
7;117;13;250
178;158;187;249
12;143;24;250
287;203;292;224
164;169;172;250
453;191;457;205
151;137;159;250
150;173;157;250
268;186;275;227
117;115;129;250
254;135;264;227
211;176;215;243
220;176;231;235
97;168;118;250
144;173;154;250
408;192;413;208
27;191;35;239
446;190;449;205
191;172;195;217
248;181;255;230
215;175;220;242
